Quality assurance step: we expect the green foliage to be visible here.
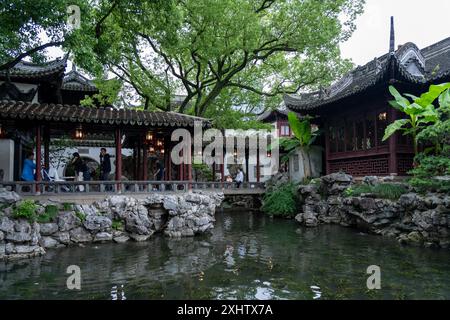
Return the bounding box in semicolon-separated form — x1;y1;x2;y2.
384;84;450;155
192;163;214;182
409;150;450;193
75;211;86;223
13;200;37;222
0;0;87;68
262;183;299;218
112;219;123;231
62;203;74;211
278;113;319;178
37;205;59;223
344;184;408;200
68;0;364;115
80;78;122;108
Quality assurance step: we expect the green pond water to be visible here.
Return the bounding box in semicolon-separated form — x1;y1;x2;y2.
1;211;449;300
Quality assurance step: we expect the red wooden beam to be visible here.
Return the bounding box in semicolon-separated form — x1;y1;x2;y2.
35;125;42;192
115;128;122;182
256;136;261;183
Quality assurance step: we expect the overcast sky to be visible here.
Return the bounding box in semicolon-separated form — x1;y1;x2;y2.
341;0;450;66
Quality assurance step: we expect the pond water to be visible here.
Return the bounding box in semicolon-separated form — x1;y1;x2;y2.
1;211;449;300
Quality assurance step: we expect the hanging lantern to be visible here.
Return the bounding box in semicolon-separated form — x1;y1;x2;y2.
146;131;154;142
157;139;163;147
149;146;155;153
74;125;84;139
160;148;165;154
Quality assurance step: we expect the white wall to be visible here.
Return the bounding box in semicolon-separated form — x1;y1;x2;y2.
0;81;38;103
50;146;133;178
0;139;14;181
289;146;323;182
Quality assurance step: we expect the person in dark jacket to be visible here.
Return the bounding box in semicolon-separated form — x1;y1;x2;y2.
71;152;91;181
99;148;111;181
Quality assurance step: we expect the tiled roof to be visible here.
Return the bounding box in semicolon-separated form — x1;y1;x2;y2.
285;37;450;111
0;101;210;128
62;69;98;92
0;56;67;80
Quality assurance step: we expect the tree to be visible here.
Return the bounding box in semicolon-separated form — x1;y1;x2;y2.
70;0;365;116
279;112;318;179
383;84;450;156
0;0;88;70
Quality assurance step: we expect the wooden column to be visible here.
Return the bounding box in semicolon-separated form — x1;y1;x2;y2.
43;126;50;171
245;140;249;182
165;136;170;181
179;149;184;181
187;143;192;187
220;143;225;182
388;108;398;175
142;145;148;181
137;138;142;180
35;125;42;182
324;122;331;175
115;128;122;182
256;136;261;183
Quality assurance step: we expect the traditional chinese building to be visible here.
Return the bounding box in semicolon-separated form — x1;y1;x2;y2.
0;57;208;184
284;18;450;177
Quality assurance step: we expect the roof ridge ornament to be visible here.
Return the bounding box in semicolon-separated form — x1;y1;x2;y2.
389;16;395;54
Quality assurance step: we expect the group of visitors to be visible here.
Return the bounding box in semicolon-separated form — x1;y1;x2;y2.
225;168;244;188
20;148;112;183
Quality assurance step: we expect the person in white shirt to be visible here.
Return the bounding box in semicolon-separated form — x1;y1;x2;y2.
235;168;244;188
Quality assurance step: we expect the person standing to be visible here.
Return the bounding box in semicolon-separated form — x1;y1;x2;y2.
71;152;90;182
100;148;111;181
235;168;244;188
154;159;165;181
21;153;36;181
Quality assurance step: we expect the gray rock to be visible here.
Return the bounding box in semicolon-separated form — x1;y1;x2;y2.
363;176;379;186
6;220;32;243
39;223;58;236
54;231;70;245
113;235;130;243
0;216;14;233
40;236;59;248
58;212;80;231
129;233;152;242
0;190;21;204
14;245;41;254
0;230;3;241
94;232;112;242
69;227;93;243
83;215;112;232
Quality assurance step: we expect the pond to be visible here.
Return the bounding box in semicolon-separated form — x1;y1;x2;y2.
1;211;449;300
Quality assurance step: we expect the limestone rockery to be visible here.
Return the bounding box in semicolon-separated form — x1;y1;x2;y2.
294;173;450;249
0;191;224;261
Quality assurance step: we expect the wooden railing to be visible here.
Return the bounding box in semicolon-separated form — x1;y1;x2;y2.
0;181;266;196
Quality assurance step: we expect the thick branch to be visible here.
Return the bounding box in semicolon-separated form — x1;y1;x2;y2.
0;41;64;71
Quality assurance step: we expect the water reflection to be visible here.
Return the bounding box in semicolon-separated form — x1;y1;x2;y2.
0;211;450;300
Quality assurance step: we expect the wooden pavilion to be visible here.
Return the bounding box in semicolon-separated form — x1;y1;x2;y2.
284;18;450;177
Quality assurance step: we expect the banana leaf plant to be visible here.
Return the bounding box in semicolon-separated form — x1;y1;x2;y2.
278;112;319;179
383;83;450;155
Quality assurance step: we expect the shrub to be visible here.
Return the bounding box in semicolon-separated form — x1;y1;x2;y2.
13;200;37;222
344;184;408;200
112;220;123;231
75;211;86;222
62;203;74;211
37;205;59;223
409;152;450;193
261;182;299;218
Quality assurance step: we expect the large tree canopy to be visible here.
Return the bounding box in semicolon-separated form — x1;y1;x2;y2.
69;0;365;117
0;0;365;125
0;0;88;70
